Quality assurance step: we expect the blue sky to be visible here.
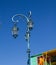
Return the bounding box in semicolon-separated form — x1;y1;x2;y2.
0;0;56;65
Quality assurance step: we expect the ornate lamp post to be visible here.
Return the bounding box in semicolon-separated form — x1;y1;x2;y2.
11;11;33;65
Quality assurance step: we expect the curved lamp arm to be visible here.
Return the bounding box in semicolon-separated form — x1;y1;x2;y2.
12;14;29;22
12;11;32;23
12;14;29;23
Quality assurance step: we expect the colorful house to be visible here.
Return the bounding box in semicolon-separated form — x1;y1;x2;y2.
30;49;56;65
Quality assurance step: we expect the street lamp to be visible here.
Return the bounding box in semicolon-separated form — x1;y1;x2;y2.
11;11;33;65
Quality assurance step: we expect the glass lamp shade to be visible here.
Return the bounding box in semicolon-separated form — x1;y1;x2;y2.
25;32;30;41
12;25;19;38
27;19;33;31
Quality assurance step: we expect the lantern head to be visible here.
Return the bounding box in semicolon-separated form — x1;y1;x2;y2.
25;31;30;41
12;24;19;38
27;19;33;31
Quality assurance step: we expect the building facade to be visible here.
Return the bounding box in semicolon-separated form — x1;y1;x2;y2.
30;49;56;65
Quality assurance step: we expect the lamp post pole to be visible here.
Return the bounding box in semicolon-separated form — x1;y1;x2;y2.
11;11;33;65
